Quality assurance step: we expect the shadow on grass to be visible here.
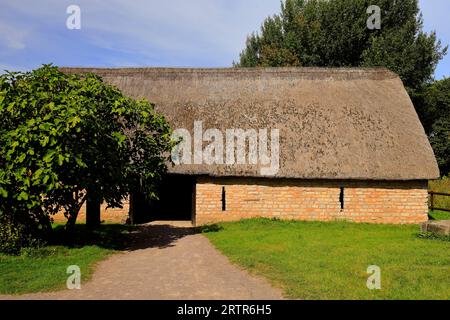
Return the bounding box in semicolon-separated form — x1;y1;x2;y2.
417;232;450;242
196;224;224;233
49;224;135;250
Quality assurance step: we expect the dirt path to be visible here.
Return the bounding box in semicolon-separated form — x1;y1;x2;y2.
1;222;284;300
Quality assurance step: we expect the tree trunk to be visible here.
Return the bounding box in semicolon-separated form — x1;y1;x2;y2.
36;207;53;236
129;192;135;225
128;191;149;225
86;191;101;229
65;210;78;232
64;208;79;244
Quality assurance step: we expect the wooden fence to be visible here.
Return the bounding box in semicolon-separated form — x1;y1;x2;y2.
429;191;450;213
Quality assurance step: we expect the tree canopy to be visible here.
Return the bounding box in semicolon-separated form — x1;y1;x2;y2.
236;0;446;93
0;65;174;251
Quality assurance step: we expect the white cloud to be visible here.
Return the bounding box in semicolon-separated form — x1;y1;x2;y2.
419;0;450;78
73;0;280;65
0;0;447;76
0;0;280;67
0;21;28;50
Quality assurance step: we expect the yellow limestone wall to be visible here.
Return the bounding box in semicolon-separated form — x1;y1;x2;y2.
195;178;429;226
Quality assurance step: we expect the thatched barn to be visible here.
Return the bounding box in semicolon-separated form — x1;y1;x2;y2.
62;67;439;225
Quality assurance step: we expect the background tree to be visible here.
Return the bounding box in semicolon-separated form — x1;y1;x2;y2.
0;65;174;252
418;78;450;176
236;0;448;175
236;0;446;91
431;117;450;177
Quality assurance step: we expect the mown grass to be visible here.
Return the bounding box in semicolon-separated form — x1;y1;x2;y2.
0;224;132;295
429;210;450;220
203;219;450;300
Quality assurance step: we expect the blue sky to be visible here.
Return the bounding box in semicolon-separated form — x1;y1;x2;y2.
0;0;448;79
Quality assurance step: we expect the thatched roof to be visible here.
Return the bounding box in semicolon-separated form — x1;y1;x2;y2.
60;67;439;180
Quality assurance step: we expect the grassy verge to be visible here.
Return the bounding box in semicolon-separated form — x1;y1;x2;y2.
0;224;132;295
203;219;450;300
429;210;450;220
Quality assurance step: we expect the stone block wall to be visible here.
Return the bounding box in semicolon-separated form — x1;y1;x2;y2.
194;177;428;225
76;198;130;224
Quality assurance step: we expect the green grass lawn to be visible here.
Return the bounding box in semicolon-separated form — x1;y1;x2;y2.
203;219;450;300
0;224;132;295
429;210;450;220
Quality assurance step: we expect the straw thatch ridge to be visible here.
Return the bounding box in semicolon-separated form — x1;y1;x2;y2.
60;67;439;180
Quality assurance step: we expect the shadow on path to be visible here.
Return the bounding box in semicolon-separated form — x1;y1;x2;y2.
126;223;195;250
49;222;196;252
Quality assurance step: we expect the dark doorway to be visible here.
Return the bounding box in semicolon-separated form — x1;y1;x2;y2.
148;174;196;221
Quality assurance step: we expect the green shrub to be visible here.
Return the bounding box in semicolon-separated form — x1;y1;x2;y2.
0;65;174;234
0;216;43;255
0;220;22;254
0;210;46;255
